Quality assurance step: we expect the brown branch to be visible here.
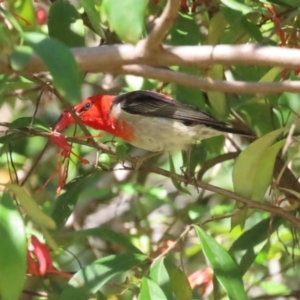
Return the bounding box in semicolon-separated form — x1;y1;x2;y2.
2;44;300;75
139;0;180;52
117;64;300;94
3;44;300;93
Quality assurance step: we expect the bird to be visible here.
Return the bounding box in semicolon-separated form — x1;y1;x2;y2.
55;90;249;152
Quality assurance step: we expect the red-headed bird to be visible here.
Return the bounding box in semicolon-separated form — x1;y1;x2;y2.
55;90;248;152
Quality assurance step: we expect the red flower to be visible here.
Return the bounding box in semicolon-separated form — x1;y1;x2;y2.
38;131;89;194
188;268;213;296
27;235;72;278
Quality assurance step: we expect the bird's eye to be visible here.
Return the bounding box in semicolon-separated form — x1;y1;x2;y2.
83;102;92;110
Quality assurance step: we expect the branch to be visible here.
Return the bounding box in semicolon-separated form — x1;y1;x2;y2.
3;44;300;93
3;44;300;74
139;0;180;51
118;64;300;93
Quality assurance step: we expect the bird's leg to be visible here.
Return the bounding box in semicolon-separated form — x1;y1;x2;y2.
180;147;194;186
134;151;164;170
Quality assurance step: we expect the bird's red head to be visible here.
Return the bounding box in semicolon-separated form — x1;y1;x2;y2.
55;94;115;132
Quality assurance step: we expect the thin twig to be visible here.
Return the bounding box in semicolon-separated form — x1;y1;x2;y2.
153;225;192;261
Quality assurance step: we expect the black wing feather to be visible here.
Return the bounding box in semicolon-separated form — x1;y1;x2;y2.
112;91;246;134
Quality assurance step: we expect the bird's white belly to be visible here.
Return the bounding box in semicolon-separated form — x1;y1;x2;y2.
111;103;223;152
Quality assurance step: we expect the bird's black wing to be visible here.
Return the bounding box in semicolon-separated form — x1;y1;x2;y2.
112;90;246;134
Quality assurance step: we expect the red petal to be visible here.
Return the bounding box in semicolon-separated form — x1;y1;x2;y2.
27;250;40;276
31;236;53;276
49;132;72;153
55;111;75;131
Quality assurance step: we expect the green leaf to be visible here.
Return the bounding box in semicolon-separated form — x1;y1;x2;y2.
0;193;26;300
232;128;285;199
170;12;202;46
52;174;95;228
240;18;263;42
9;116;50;132
164;259;192;300
7;184;56;230
9;0;37;30
48;0;85;47
207;11;227;45
60;227;142;254
220;0;256;14
229;216;283;252
194;226;247;300
102;0;148;43
150;258;174;300
24;32;81;103
239;248;256;275
9;45;33;71
0;132;24;144
150;258;192;300
251;139;286;201
60;253;148;300
206;64;228;117
259;67;283;83
138;277;168;300
79;0;105;38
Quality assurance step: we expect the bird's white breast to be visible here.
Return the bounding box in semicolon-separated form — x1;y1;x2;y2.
110;103;223;152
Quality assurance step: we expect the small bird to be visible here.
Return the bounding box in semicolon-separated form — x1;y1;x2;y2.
55;90;248;152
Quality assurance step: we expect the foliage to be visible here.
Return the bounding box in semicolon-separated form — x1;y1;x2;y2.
1;0;300;299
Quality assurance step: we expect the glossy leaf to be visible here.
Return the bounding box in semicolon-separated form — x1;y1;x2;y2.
150;257;191;300
164;259;192;300
194;226;247;300
150;257;174;300
232;128;285;199
60;253;148;300
9;116;50;132
48;0;84;47
79;0;105;38
207;11;227;45
102;0;148;43
7;184;56;230
0;193;26;300
229;216;283;252
138;277;168;300
259;67;283;83
24;32;81;103
206;64;228;117
251;139;286;201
